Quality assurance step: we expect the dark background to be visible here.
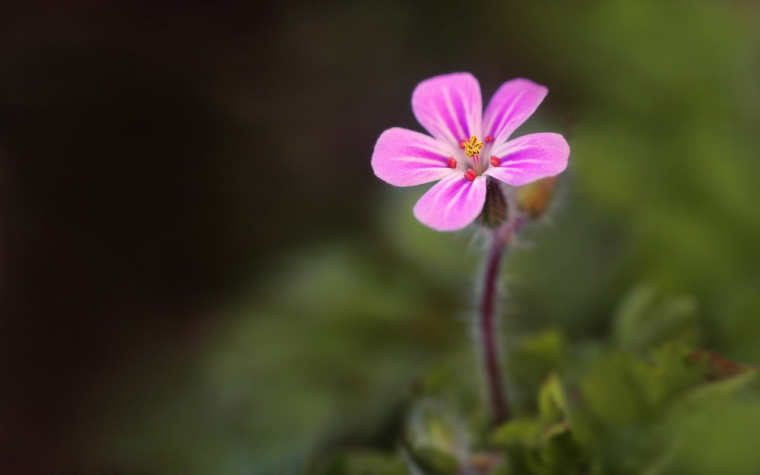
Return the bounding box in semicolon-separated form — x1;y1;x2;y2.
2;1;759;473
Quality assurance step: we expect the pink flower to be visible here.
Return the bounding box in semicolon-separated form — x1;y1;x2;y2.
371;73;570;231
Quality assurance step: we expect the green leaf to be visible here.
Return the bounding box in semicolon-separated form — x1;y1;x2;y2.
307;450;407;475
682;369;757;407
508;330;567;411
490;417;544;449
613;285;698;353
538;373;568;426
406;445;459;475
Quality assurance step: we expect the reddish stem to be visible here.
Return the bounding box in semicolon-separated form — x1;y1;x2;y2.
480;233;508;424
479;216;525;425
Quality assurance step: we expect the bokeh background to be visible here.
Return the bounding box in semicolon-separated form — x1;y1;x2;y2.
2;1;760;473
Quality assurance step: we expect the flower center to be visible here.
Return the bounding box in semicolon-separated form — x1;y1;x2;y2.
457;136;501;180
459;135;489;180
462;135;483;159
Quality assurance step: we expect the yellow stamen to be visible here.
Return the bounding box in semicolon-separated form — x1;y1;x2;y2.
463;135;484;158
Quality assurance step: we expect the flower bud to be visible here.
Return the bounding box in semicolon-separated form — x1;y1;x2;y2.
479;179;508;228
516;177;558;219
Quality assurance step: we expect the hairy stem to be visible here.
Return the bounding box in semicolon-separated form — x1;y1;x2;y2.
478;216;525;425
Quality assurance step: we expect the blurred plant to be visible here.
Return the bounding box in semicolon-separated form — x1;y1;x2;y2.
612;285;699;354
308;287;760;475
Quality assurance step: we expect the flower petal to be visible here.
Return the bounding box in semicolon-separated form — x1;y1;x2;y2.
412;72;482;148
485;133;569;187
483;78;548;145
413;174;487;231
371;127;458;186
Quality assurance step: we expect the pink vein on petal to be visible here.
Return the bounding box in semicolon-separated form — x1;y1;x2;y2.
413;72;483;148
413;174;487;231
485;133;569;187
371;127;458;186
483;78;547;145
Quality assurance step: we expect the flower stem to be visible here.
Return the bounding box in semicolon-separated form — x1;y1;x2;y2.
479;216;525;426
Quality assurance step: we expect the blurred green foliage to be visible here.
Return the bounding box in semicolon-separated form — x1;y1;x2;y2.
309;311;759;475
82;1;760;473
